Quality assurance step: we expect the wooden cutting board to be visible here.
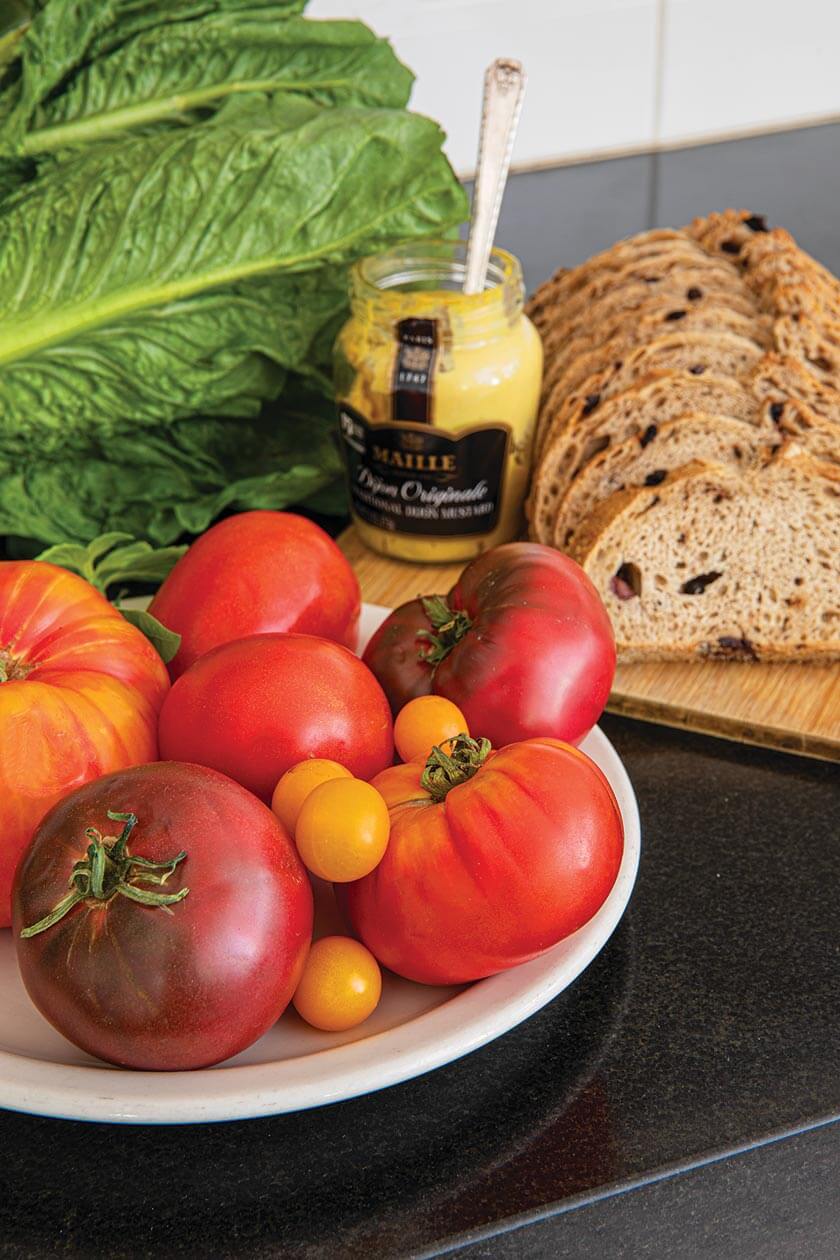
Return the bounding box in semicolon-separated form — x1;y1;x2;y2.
338;528;840;763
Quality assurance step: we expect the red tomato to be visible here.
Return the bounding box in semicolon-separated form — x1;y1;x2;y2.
0;562;169;928
343;736;624;985
13;762;313;1071
150;511;360;679
158;634;394;801
363;542;616;747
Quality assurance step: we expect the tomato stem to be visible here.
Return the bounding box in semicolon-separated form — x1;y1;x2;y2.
0;648;34;683
421;733;491;802
417;597;472;668
20;809;189;939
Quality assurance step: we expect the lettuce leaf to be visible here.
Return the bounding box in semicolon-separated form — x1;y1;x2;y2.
0;105;467;454
23;16;412;154
0;4;468;553
0;382;346;544
0;1;307;145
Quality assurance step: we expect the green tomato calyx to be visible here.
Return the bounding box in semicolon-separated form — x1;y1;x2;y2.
420;733;492;802
20;810;189;938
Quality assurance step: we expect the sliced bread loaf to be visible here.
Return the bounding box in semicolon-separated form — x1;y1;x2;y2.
539;272;759;368
529;373;766;542
526;229;693;326
552;415;766;549
540;303;772;407
567;448;840;662
539;255;753;346
535;331;766;461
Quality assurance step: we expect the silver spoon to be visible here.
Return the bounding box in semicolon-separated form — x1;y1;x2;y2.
463;58;526;296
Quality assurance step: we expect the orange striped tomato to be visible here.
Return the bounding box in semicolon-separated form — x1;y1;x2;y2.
0;562;170;925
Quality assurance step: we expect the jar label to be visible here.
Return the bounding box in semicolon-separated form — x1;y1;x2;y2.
392;318;439;423
338;404;509;537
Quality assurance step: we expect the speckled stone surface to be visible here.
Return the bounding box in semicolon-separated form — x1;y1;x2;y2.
0;714;838;1259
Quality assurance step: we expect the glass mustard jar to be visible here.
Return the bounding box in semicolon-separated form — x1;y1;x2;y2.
334;239;543;563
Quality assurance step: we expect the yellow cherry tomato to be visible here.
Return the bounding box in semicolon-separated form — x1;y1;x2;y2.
293;936;382;1031
393;695;470;764
271;758;352;836
294;777;390;882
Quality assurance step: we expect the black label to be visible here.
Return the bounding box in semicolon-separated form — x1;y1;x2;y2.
392;318;438;423
338;404;508;537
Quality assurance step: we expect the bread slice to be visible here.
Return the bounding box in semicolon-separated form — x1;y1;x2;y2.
740;228;840;314
539;275;759;371
766;399;840;465
529;373;766;542
750;353;840;424
535;331;766;461
773;312;840;386
540;304;772;407
539;255;753;347
568;448;840;662
526;229;693;326
691;213;840;324
687;207;773;260
552;415;766;549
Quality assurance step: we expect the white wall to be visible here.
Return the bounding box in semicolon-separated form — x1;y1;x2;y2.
307;0;840;176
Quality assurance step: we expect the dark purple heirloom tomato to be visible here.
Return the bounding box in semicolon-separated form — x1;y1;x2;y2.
13;762;313;1071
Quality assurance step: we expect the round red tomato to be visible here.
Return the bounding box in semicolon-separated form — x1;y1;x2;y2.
0;561;169;928
363;543;616;747
13;761;313;1071
150;511;360;679
343;736;624;985
158;633;394;800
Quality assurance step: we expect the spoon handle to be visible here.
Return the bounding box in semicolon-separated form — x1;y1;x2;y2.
463;58;526;296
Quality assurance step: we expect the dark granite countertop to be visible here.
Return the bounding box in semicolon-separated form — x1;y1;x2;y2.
2;122;840;1258
1;714;838;1258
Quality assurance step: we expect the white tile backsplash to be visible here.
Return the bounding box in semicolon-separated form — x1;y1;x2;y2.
659;0;840;144
307;0;840;169
307;0;660;175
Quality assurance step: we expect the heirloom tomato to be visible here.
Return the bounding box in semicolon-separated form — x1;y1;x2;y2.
158;634;393;800
295;778;390;882
271;759;352;835
13;762;313;1070
363;542;616;747
0;561;169;927
393;696;469;764
293;936;382;1032
343;735;624;985
150;511;360;679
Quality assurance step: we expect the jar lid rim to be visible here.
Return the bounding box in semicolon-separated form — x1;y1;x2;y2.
353;239;522;299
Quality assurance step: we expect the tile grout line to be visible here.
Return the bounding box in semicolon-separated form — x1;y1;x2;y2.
647;0;669;228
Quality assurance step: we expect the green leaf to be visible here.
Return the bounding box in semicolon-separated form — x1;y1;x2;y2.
0;379;345;546
24;17;412;154
119;608;182;664
0;106;467;454
0;0;31;76
0;1;307;147
36;533;186;592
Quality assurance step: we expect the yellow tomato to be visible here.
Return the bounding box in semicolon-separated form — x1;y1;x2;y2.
293;936;382;1031
271;758;352;836
294;778;390;882
394;695;470;764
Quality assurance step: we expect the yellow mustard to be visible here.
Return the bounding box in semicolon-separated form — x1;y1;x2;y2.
335;240;543;563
